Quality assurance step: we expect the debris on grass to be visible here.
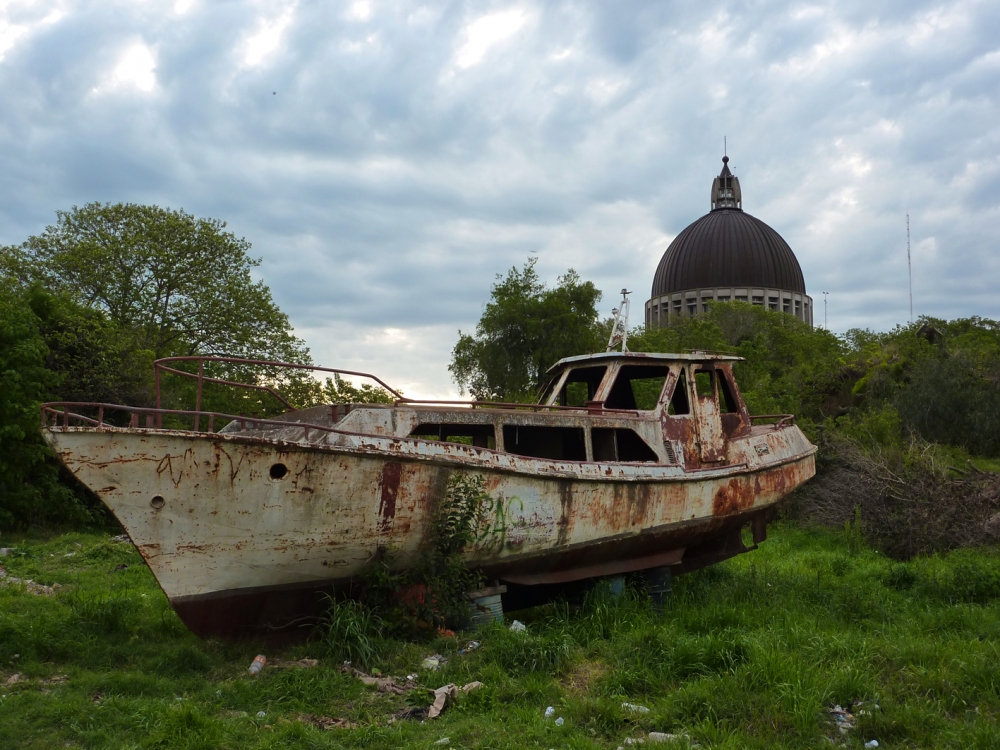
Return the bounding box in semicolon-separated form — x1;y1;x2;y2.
428;681;484;719
622;702;650;714
296;713;356;730
864;742;879;749
388;706;429;723
271;658;318;669
4;674;22;687
555;717;564;726
457;640;480;655
509;619;527;632
111;535;132;544
421;654;446;671
248;655;266;675
434;738;450;745
828;705;855;735
0;568;62;596
623;733;697;746
544;706;555;718
341;664;418;694
0;548;12;557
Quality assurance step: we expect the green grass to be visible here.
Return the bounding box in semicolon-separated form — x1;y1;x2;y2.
2;526;1000;749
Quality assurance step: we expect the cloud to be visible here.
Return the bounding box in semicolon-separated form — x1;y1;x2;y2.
242;3;295;67
453;8;530;69
93;40;158;93
0;0;998;395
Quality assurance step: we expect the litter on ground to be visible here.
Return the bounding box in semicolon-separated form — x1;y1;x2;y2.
623;702;651;713
428;681;484;719
296;713;356;730
342;664;419;695
0;568;62;596
421;654;446;671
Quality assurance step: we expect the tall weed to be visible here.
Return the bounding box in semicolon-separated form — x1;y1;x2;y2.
318;596;384;669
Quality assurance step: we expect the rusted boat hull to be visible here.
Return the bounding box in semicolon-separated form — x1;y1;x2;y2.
45;425;814;637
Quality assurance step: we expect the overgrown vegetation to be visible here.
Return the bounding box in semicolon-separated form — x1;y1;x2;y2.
360;475;490;635
4;527;1000;748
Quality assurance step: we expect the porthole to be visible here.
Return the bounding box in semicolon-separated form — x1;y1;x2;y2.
150;495;165;509
269;463;289;480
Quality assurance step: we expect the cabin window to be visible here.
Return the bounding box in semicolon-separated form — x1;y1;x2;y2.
666;369;690;415
557;366;607;407
694;369;715;399
410;423;496;449
502;425;586;461
717;371;740;414
604;365;670;410
592;428;659;462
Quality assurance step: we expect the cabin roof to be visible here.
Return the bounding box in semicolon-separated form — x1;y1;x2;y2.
546;350;743;373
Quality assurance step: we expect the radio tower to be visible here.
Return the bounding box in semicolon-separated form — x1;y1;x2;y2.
906;213;913;323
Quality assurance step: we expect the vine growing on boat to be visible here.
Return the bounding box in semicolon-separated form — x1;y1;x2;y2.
360;473;491;635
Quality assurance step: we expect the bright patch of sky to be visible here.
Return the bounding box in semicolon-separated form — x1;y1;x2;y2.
453;8;530;68
0;4;62;61
243;4;295;67
94;41;158;93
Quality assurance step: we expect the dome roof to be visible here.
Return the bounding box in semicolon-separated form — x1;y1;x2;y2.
651;159;806;297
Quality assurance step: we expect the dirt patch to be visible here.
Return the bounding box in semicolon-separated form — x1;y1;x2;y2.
561;660;608;694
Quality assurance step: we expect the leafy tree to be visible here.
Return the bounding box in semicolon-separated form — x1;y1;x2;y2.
450;259;603;401
0;280;89;529
12;202;307;362
24;284;153;406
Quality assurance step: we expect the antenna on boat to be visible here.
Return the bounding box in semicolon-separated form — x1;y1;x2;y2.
906;212;913;323
606;289;632;352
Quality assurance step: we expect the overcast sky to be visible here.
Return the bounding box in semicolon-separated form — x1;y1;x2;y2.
2;0;998;397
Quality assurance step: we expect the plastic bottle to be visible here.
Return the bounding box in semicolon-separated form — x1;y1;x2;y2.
248;655;267;675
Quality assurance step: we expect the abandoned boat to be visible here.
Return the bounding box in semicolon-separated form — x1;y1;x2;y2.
41;351;815;637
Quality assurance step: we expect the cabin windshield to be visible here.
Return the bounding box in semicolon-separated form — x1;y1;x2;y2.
553;366;607;407
604;365;671;410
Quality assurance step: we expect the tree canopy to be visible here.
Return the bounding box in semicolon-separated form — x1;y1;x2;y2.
13;202;307;362
449;259;603;401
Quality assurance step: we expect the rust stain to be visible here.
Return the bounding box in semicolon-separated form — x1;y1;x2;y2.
377;461;402;533
712;477;755;516
556;480;572;546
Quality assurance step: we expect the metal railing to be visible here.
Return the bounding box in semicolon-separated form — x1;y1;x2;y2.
749;414;796;429
153;356;406;430
40;402;368;442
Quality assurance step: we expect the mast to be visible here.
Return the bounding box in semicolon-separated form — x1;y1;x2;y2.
606;289;632;352
906;213;913;323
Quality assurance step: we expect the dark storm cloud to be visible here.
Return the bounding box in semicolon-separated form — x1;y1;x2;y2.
1;0;998;395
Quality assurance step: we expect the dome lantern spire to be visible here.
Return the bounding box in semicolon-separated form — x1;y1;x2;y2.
710;155;742;210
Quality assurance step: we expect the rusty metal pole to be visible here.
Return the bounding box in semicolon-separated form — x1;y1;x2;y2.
194;359;204;432
154;363;162;428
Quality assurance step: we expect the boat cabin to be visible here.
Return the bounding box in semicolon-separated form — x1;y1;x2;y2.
402;352;752;469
